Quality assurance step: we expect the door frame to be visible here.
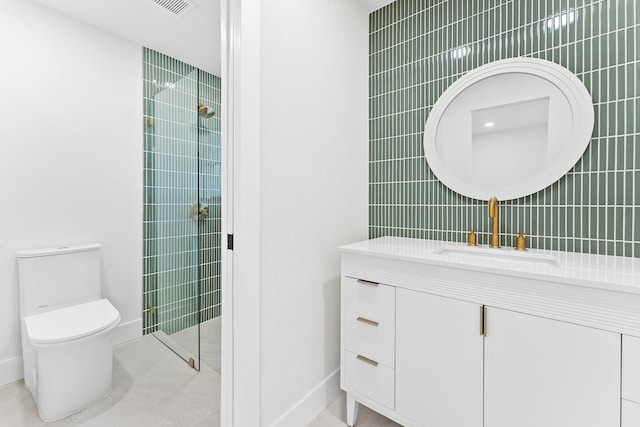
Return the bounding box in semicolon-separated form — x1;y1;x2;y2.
221;0;262;425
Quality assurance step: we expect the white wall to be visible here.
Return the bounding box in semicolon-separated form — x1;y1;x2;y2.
0;0;142;384
259;0;369;424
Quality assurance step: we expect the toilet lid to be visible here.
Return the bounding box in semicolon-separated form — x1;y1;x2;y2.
24;299;121;345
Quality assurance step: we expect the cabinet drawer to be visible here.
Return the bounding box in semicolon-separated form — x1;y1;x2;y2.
345;277;395;326
623;335;640;403
343;350;394;409
623;399;640;427
344;312;394;368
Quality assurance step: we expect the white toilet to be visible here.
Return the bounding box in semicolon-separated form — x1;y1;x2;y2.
16;243;121;422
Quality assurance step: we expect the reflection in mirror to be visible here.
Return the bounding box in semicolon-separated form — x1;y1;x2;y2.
470;97;549;186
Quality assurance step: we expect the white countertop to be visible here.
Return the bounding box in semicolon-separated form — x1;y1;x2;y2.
340;237;640;295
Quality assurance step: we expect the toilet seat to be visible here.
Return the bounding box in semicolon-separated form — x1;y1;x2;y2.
24;299;120;346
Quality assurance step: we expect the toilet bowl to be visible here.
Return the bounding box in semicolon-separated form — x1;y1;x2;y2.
17;243;121;422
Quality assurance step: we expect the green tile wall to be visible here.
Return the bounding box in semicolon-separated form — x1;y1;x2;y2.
197;69;223;326
142;48;222;335
369;0;640;257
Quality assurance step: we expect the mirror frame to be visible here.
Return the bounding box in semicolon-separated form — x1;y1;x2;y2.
423;57;594;201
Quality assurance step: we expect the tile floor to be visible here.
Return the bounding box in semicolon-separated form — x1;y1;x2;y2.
0;331;396;426
310;393;401;427
0;335;220;427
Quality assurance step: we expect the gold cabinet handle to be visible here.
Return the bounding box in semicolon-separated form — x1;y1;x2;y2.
480;305;488;336
356;354;378;367
356;317;379;327
356;279;379;287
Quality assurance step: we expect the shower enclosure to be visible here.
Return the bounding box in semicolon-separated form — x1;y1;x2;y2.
142;48;222;371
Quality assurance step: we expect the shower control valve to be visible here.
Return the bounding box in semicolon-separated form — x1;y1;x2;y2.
189;203;209;220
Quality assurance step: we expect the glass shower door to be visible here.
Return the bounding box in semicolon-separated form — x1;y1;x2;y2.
143;48;223;372
143;51;201;369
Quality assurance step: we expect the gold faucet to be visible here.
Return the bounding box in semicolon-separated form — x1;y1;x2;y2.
488;197;500;248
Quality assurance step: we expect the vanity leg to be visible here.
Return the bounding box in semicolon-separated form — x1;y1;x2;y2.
346;393;359;426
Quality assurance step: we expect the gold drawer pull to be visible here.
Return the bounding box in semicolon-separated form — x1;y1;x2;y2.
356;354;378;367
356;317;379;327
356;279;379;287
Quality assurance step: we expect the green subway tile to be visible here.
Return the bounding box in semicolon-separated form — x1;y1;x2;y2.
550;206;560;237
576;207;586;239
602;241;612;255
603;207;613;239
615;207;624;240
626;172;636;205
628;28;638;64
633;100;640;134
560;206;576;237
624;206;635;240
369;0;639;257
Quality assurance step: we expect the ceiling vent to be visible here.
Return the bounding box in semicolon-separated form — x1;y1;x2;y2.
151;0;195;16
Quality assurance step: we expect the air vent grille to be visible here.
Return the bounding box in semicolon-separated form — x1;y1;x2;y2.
151;0;194;16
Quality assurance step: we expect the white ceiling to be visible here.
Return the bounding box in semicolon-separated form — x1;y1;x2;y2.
31;0;393;76
358;0;395;13
32;0;221;76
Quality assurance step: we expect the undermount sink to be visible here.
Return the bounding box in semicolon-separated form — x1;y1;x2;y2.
434;245;559;266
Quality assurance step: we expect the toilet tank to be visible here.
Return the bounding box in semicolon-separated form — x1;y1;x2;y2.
17;243;102;317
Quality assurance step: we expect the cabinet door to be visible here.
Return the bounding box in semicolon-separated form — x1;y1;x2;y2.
623;400;640;427
396;289;483;427
484;307;620;427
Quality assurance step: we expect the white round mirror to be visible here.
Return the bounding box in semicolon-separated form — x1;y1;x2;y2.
423;58;594;201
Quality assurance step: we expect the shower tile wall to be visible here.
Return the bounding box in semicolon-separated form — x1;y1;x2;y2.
369;0;639;257
197;70;222;324
143;48;222;335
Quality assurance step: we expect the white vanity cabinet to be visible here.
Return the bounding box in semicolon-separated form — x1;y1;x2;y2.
622;336;640;426
395;289;483;426
340;237;640;427
622;400;640;427
484;307;620;427
342;277;395;413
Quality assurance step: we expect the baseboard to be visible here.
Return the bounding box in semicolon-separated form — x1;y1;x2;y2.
0;356;24;386
113;318;142;346
270;369;341;427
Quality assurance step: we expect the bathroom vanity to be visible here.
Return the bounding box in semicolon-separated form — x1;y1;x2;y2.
340;237;640;427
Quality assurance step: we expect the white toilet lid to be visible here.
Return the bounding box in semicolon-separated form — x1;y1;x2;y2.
24;299;121;345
